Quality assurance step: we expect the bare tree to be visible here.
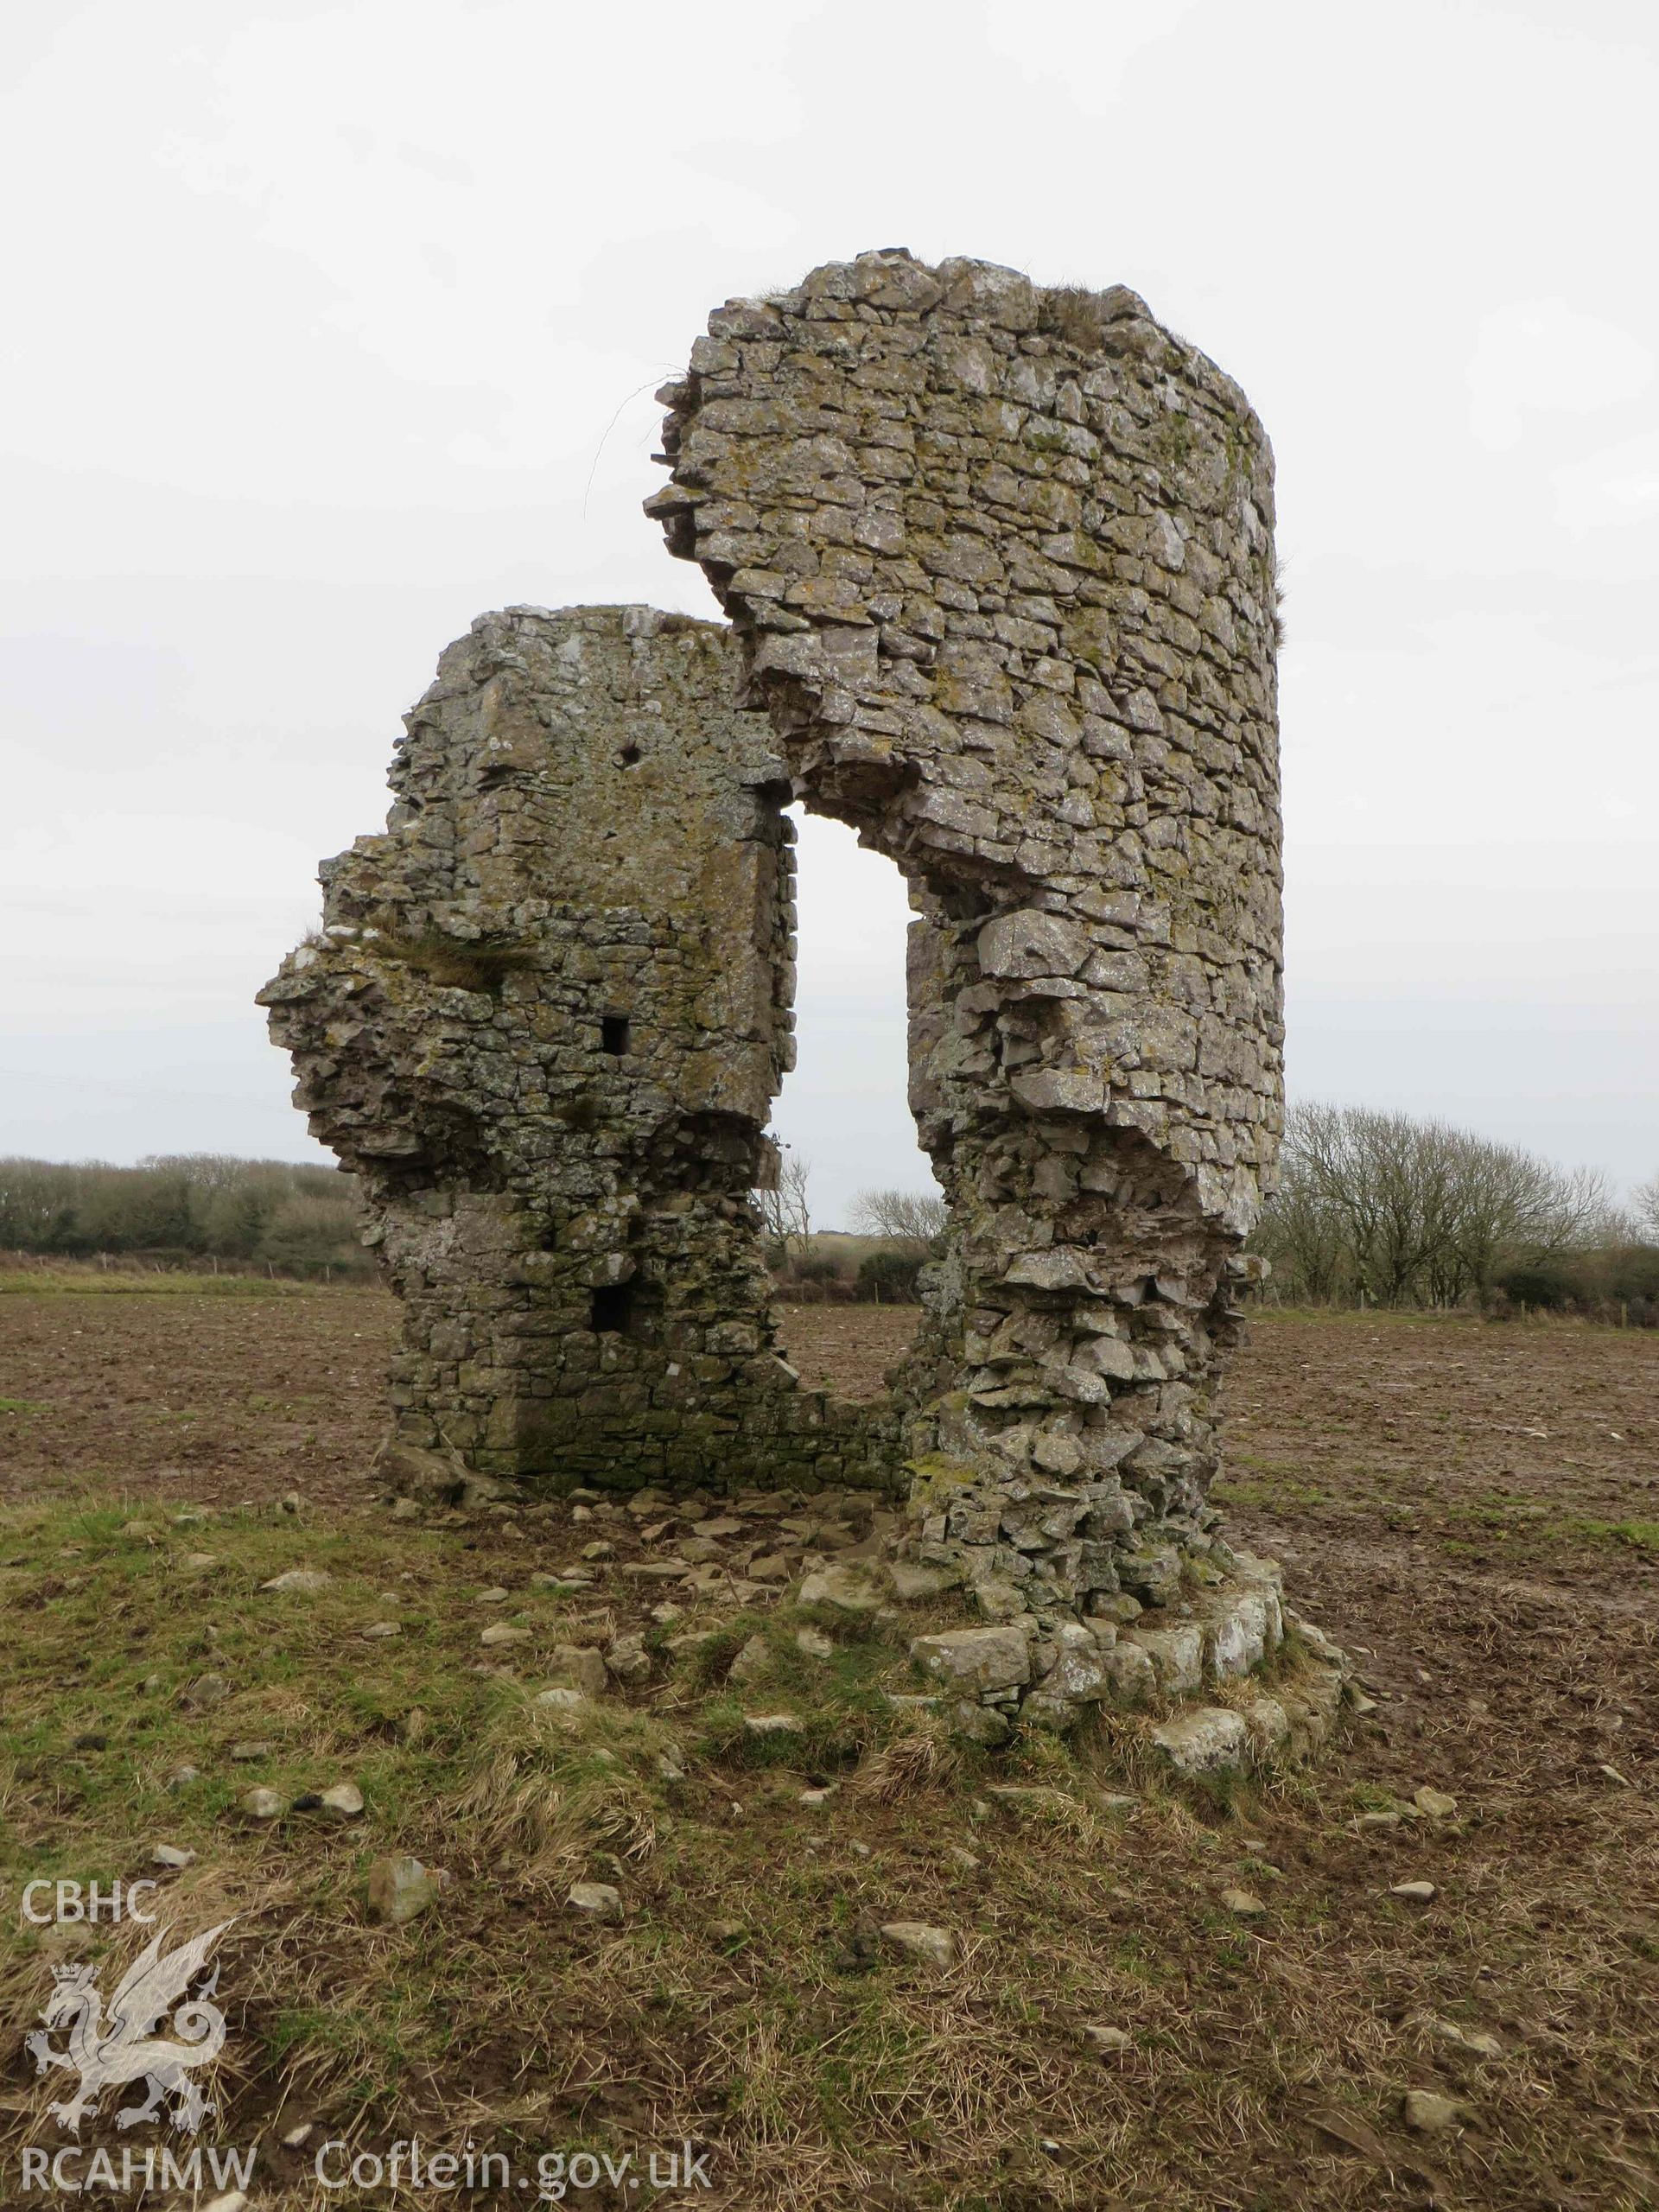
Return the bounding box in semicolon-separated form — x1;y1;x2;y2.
1429;1142;1610;1304
850;1185;948;1247
1271;1103;1450;1305
1256;1103;1614;1307
1251;1157;1351;1305
1636;1174;1659;1241
755;1143;813;1268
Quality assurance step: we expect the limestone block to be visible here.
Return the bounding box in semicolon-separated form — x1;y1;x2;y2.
547;1645;608;1700
977;910;1093;981
1039;1624;1113;1702
1096;1641;1157;1707
799;1564;885;1613
1125;1623;1204;1696
909;1626;1032;1694
1238;1694;1290;1753
1205;1592;1270;1682
1117;1548;1183;1606
1150;1706;1250;1776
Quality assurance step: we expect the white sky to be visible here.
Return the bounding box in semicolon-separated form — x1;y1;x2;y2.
3;0;1656;1227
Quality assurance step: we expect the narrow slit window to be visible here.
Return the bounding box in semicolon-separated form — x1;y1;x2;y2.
591;1282;634;1334
601;1015;631;1055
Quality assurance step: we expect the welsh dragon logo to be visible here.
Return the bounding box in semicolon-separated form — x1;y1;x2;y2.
26;1919;235;2135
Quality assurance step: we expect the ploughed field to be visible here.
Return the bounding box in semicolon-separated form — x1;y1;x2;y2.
1;1279;1656;2209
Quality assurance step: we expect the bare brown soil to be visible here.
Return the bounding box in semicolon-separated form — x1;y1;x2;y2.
3;1288;1657;2206
776;1300;914;1402
0;1284;390;1510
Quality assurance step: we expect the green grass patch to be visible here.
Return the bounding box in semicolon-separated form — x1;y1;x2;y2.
1213;1456;1333;1510
0;1269;318;1297
1560;1516;1659;1556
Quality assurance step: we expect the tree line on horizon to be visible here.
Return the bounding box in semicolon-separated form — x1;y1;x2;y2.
1255;1103;1659;1319
5;1105;1655;1319
0;1154;367;1277
767;1109;1659;1319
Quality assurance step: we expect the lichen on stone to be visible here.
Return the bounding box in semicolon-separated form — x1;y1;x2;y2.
261;248;1337;1740
648;248;1285;1630
259;603;892;1496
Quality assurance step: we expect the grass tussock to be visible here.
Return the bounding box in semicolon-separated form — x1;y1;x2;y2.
1037;284;1111;351
451;1746;659;1891
846;1720;959;1804
372;928;540;995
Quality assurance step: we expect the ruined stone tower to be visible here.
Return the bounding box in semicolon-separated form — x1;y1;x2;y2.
647;251;1284;1613
258;604;882;1491
260;251;1326;1739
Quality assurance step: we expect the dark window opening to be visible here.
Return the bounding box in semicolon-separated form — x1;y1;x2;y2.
616;742;642;766
601;1014;631;1055
591;1282;634;1334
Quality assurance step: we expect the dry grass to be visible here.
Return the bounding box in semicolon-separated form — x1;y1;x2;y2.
453;1734;662;1891
371;927;540;995
1037;285;1111;351
846;1720;959;1805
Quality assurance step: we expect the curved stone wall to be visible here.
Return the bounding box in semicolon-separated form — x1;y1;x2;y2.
648;251;1284;1608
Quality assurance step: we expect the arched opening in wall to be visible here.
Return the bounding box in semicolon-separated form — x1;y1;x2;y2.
764;805;944;1397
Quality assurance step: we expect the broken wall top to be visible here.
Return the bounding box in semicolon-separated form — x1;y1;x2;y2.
263;603;796;1179
647;249;1284;1232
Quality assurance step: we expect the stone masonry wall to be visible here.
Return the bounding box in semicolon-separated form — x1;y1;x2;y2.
259;604;890;1495
648;251;1285;1622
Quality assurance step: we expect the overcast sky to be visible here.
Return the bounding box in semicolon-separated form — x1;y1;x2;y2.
3;0;1656;1226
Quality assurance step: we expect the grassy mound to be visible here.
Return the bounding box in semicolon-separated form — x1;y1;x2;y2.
1;1481;1652;2209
